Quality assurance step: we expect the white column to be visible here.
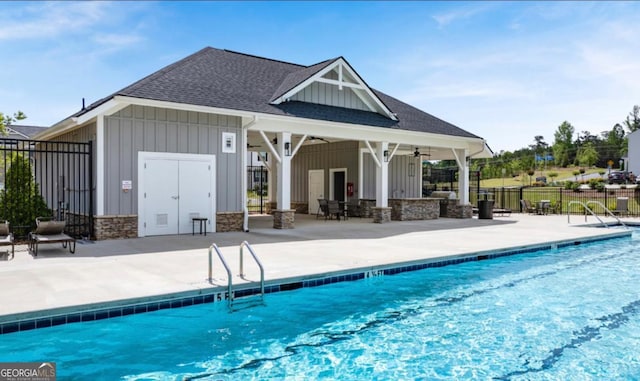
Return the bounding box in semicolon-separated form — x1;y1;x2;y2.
96;114;104;216
276;132;292;209
375;141;389;207
455;148;470;205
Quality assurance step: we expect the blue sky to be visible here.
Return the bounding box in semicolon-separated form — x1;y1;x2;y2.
1;1;639;152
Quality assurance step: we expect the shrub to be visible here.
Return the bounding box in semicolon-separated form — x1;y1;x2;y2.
588;178;604;189
569;182;581;192
0;153;51;231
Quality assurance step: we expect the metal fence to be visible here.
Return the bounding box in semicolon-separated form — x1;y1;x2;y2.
470;186;640;216
247;166;268;214
0;138;93;238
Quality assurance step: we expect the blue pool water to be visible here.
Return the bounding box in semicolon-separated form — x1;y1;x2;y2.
2;233;640;380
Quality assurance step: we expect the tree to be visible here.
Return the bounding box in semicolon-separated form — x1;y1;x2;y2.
623;105;640;133
553;121;575;167
576;142;599;168
0;153;50;232
0;111;26;136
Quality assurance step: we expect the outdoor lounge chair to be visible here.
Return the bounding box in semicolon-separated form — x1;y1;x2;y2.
316;199;329;219
0;221;14;259
28;218;76;257
346;199;362;218
613;197;629;216
327;200;343;221
520;199;537;214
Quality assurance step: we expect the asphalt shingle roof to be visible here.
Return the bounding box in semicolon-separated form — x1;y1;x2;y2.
5;125;48;139
78;47;481;139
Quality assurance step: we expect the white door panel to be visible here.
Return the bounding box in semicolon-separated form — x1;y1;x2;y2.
144;159;179;236
178;161;212;234
308;170;324;215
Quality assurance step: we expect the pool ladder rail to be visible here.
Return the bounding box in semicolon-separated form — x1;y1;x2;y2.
567;200;628;229
208;241;265;310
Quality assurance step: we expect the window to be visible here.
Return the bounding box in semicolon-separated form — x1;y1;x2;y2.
222;132;236;153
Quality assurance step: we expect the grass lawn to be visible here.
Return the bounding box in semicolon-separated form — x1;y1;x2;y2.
480;166;606;188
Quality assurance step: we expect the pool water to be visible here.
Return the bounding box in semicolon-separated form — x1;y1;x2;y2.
2;233;639;380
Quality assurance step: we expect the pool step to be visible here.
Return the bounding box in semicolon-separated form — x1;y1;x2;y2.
230;294;266;312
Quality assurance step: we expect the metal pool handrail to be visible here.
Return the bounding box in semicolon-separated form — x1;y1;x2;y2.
586;200;628;229
240;241;265;301
567;201;608;228
208;243;233;307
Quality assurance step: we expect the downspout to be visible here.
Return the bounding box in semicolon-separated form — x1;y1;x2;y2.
242;116;258;232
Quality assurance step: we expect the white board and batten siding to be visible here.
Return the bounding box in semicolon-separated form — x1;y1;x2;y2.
361;153;422;199
101;105;241;236
289;82;370;112
291;141;359;203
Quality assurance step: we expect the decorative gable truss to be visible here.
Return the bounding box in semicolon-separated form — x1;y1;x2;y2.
270;58;398;121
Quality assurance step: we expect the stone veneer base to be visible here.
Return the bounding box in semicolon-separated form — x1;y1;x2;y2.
273;209;295;229
94;215;138;240
372;207;392;223
216;212;244;232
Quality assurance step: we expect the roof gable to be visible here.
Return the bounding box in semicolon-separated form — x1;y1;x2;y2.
57;47;484;142
270;57;397;121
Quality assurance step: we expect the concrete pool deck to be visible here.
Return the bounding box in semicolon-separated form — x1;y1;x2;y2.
0;213;635;324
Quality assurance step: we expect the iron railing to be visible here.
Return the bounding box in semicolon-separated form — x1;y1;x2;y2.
470;186;640;216
0;138;93;238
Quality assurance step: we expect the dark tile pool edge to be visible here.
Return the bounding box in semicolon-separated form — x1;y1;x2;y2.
0;230;632;335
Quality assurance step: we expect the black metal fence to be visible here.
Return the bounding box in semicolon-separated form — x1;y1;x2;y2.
470;186;640;216
247;166;268;214
0;138;93;238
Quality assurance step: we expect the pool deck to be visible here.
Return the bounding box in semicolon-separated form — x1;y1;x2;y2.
0;213;635;324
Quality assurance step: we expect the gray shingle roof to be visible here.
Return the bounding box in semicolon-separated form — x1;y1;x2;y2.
78;47;480;139
5;124;48;139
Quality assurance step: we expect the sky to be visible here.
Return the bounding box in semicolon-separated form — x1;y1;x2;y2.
1;1;640;152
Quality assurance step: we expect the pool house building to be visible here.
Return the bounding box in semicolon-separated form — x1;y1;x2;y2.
34;47;492;239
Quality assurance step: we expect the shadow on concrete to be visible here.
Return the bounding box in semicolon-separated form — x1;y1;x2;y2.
26;213;517;259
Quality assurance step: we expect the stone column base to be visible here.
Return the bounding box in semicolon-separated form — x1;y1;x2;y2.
273;209;295;229
372;207;392;223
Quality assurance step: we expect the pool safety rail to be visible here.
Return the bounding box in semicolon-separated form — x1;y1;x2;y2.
567;200;627;229
208;241;265;310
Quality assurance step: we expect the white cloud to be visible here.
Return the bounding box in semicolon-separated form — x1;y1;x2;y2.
431;3;492;28
0;2;108;40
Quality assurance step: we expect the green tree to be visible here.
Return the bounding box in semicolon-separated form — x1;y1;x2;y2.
0;111;26;136
553;121;575;167
0;153;50;231
623;105;640;133
576;142;599;167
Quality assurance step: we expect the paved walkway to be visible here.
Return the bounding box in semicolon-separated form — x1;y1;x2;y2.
0;213;634;323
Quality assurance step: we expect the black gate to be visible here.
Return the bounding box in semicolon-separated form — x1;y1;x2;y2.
0;138;93;239
247;165;268;214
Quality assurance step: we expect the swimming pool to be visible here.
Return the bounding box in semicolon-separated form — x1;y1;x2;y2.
2;232;639;380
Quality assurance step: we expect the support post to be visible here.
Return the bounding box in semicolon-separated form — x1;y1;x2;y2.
376;141;389;207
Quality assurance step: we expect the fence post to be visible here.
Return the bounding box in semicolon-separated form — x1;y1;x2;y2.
519;187;523;212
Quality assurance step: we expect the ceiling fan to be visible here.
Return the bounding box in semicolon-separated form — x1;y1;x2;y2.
413;147;431;158
308;136;329;143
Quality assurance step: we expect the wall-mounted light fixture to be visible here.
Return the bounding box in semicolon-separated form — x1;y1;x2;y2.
383;150;389;162
284;142;291;156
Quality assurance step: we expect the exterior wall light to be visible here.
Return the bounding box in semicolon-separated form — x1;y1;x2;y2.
383;150;389;162
284;142;291;156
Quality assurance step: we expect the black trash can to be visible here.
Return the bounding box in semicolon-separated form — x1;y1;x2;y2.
478;200;494;219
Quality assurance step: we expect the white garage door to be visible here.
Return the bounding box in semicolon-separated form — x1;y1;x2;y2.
139;152;216;237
